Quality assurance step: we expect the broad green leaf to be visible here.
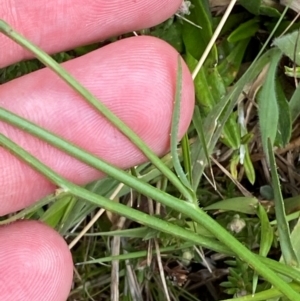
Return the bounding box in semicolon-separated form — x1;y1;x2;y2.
273;30;300;65
258;49;282;162
260;5;281;18
218;38;251;86
239;0;261;15
213;12;250;36
185;52;215;111
181;0;217;63
206;65;227;103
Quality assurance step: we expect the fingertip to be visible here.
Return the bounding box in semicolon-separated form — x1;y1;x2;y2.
0;220;73;301
1;0;183;67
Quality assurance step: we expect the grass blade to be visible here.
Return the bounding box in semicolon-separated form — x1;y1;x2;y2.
267;138;299;267
180;133;193;186
171;57;193;193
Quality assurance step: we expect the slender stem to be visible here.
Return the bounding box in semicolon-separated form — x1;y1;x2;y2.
0;107;194;217
1;134;300;300
0;19;195;203
0;133;231;255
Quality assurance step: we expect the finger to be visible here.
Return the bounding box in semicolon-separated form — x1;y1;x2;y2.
0;36;195;215
1;0;182;67
0;220;73;301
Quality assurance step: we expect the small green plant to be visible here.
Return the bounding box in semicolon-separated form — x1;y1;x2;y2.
1;0;300;300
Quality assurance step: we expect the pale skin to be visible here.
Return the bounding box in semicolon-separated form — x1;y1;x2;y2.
0;1;195;300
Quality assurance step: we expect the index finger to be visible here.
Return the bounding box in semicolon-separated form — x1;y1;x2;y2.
0;0;182;67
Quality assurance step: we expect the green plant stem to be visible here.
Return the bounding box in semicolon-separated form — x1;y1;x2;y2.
222;282;300;301
1;134;300;300
0;133;230;256
0;19;195;203
0;114;300;285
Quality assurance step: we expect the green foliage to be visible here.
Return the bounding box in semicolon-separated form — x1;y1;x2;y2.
0;52;72;83
257;49;281;161
221;259;256;296
150;18;183;52
2;1;300;300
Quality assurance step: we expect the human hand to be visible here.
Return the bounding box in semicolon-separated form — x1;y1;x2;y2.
0;1;194;300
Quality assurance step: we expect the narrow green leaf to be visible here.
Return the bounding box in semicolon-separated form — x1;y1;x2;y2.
222;113;241;149
253;204;274;295
267;138;299;267
289;218;300;270
192;106;211;179
204;197;258;214
222;283;300;301
181;0;217;62
181;133;193;185
230;152;239;180
289;81;300;122
244;146;256;185
77;227;150;238
275;79;292;146
0;193;59;225
39;195;74;227
227;19;260;43
258;49;282;162
171;57;193;192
